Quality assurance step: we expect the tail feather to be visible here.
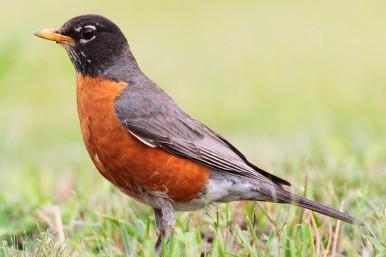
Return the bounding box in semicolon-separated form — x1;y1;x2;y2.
261;187;363;225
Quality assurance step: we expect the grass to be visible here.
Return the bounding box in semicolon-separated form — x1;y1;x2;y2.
0;0;385;256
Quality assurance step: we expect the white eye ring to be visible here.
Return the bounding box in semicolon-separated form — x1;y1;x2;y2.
79;25;96;44
84;25;96;30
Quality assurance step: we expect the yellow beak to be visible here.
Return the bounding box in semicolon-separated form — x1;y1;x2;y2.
34;28;75;46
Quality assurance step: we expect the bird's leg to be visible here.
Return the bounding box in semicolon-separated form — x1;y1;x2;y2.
153;199;175;256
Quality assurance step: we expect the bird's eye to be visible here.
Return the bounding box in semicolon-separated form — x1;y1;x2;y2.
81;27;95;40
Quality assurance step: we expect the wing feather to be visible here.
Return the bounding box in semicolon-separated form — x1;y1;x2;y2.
115;83;290;187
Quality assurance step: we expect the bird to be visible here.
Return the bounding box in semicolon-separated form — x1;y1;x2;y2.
35;14;362;254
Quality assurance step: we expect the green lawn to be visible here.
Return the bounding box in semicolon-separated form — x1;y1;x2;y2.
0;0;385;256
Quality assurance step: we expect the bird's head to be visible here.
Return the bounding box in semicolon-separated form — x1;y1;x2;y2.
34;14;135;78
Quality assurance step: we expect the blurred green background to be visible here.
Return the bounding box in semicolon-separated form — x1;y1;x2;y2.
0;0;385;256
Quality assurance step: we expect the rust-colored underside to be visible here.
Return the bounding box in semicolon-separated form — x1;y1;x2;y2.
76;76;210;202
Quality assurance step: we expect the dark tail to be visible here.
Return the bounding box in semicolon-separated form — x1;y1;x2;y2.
260;187;364;225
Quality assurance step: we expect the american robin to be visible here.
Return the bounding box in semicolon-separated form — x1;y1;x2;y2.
35;14;362;253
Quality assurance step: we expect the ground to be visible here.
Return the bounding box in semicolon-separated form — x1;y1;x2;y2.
0;0;385;256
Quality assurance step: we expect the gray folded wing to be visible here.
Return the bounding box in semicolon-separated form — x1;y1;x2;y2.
115;83;290;187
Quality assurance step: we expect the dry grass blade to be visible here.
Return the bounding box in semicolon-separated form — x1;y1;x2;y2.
331;202;344;257
36;205;65;244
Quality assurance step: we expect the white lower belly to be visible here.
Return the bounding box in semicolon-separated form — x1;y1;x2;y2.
172;173;270;211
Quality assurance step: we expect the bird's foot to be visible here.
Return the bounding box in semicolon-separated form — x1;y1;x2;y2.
155;226;174;256
153;198;176;256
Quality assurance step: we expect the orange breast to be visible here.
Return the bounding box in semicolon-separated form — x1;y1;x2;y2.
76;75;210;202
